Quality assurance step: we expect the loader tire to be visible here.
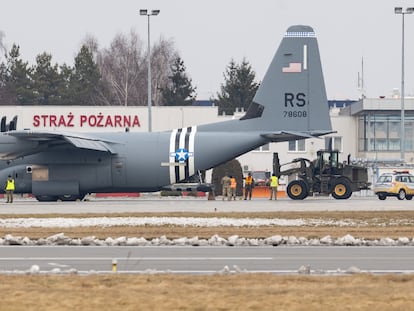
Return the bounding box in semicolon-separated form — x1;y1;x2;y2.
331;179;352;199
287;180;308;200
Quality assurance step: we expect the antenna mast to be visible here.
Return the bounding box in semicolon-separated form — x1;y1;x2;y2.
358;57;365;98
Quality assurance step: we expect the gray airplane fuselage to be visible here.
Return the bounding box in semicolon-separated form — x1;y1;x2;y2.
0;128;268;195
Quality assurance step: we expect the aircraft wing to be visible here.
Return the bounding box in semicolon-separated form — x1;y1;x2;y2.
261;130;336;142
1;130;118;159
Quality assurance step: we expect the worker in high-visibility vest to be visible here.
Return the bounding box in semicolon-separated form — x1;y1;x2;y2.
229;176;237;200
269;173;279;200
244;172;254;200
5;175;15;203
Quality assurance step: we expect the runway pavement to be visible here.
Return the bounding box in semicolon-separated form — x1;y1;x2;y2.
0;194;414;214
1;194;414;275
1;246;413;274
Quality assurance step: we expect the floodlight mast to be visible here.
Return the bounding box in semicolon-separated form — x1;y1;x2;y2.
395;7;413;162
140;9;160;132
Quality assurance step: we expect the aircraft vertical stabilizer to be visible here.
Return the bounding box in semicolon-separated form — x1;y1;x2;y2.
200;25;332;139
252;25;331;133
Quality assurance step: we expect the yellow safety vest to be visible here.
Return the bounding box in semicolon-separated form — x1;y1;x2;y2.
270;176;278;187
6;179;15;191
230;178;237;188
245;176;253;185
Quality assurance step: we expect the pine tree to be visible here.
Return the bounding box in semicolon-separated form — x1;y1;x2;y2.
215;58;259;115
65;45;101;105
31;52;63;105
160;57;196;106
0;44;34;105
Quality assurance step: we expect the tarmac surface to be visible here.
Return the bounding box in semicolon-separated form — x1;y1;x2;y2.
2;194;414;275
0;193;413;214
2;246;414;274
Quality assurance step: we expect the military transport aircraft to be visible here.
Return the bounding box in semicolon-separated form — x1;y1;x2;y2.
0;25;333;201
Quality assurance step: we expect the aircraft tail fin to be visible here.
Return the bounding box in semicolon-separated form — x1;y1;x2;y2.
201;25;332;138
245;25;331;134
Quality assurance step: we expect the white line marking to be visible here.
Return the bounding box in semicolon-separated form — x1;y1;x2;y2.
303;44;307;70
188;126;197;176
178;127;187;180
169;129;177;184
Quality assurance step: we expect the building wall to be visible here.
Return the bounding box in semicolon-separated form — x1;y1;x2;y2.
1;106;219;132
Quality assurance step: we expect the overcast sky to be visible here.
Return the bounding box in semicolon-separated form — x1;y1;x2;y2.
1;0;413;100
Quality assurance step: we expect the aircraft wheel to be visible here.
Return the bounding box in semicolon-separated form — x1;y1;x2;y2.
287;180;308;200
406;195;413;200
35;195;58;202
58;194;84;202
331;179;352;199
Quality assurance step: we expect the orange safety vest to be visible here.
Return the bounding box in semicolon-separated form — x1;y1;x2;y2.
230;178;237;188
245;175;253;185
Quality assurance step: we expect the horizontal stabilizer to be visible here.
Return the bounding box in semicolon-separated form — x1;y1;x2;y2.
261;130;335;142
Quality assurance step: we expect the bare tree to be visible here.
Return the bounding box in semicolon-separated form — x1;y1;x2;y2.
82;34;99;57
97;30;145;106
148;37;177;106
79;31;180;106
0;31;6;57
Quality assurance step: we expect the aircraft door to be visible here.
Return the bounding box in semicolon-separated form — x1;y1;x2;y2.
30;165;49;182
112;157;127;187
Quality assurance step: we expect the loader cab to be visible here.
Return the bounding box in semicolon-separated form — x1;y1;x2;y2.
314;150;339;176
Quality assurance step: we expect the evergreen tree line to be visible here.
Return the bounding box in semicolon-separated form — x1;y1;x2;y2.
0;30;259;114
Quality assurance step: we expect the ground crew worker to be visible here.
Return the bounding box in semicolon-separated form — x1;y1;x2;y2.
229;175;237;200
5;175;15;203
269;173;278;200
244;172;254;200
221;174;231;201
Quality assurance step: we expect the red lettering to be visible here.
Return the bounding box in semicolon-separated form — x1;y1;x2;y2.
67;113;74;127
49;115;57;127
88;115;97;126
80;115;87;127
33;115;40;127
41;115;48;127
32;113;142;128
123;115;131;127
97;113;104;127
58;115;67;127
114;115;122;127
105;116;113;127
132;115;141;127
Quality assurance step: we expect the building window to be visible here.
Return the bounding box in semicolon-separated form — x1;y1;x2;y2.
255;143;270;152
324;136;342;151
358;114;414;152
288;139;305;152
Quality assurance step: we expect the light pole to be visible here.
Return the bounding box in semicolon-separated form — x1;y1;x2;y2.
395;7;414;162
140;9;160;132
